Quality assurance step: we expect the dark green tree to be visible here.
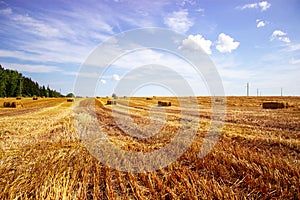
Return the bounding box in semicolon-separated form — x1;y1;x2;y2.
0;65;63;97
66;93;74;98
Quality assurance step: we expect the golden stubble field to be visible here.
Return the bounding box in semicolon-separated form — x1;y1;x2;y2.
0;96;299;199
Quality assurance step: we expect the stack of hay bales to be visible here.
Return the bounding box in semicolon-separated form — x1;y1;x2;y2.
67;98;74;102
107;100;117;105
3;101;23;108
158;101;171;106
262;102;285;109
146;97;153;100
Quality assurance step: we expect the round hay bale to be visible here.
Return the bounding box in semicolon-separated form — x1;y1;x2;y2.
3;102;10;107
11;101;22;108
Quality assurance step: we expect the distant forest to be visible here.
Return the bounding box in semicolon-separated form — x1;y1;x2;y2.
0;65;62;97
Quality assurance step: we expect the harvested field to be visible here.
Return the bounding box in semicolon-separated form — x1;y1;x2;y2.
0;96;299;199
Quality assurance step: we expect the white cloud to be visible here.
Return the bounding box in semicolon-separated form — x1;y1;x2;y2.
0;6;113;66
216;33;240;53
0;7;12;15
164;9;194;33
100;79;107;84
270;30;291;43
178;34;212;54
279;37;291;43
289;58;300;65
1;62;62;73
178;0;195;7
241;3;257;9
238;1;271;12
258;1;271;11
112;74;120;81
283;43;300;52
195;8;205;16
272;30;286;37
110;48;210;80
64;71;100;78
256;19;266;28
196;8;204;12
257;21;265;27
0;8;61;38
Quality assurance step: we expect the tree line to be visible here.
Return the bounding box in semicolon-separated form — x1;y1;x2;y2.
0;65;62;97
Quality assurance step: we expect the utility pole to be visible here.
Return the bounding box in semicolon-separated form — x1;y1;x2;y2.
247;82;249;96
281;88;283;96
257;88;259;97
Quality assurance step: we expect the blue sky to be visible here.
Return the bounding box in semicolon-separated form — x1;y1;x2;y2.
0;0;299;96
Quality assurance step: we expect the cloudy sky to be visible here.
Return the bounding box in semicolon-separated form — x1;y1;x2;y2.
0;0;299;96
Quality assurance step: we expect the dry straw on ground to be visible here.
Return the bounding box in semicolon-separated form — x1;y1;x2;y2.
0;96;299;199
